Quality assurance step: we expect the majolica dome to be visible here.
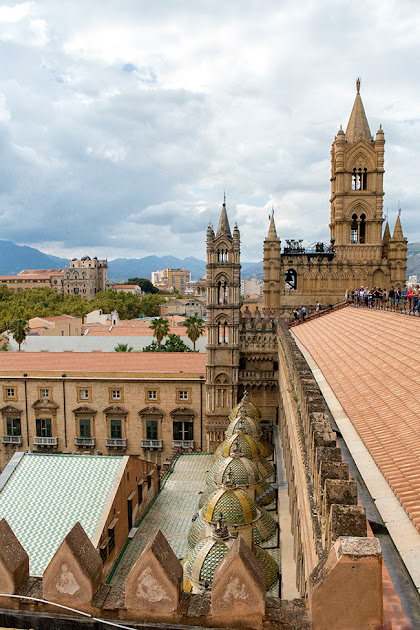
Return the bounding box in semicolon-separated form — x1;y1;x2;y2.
188;515;205;548
184;517;234;591
229;393;261;422
225;414;261;438
215;433;262;461
254;545;279;590
255;480;276;506
200;486;258;526
207;454;263;487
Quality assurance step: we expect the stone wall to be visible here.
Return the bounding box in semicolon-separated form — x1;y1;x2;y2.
276;322;370;595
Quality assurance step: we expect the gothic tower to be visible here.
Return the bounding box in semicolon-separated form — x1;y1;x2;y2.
388;213;408;286
205;200;241;451
263;213;281;312
330;78;385;265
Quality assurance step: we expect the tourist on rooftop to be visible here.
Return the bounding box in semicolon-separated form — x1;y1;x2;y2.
301;306;307;321
413;285;419;314
389;287;395;310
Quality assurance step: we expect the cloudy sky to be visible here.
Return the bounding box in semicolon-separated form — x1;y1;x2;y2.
0;0;419;262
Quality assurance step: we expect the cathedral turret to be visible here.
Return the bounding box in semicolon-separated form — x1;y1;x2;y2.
330;79;385;260
345;78;372;142
388;212;408;288
206;199;241;451
263;212;281;311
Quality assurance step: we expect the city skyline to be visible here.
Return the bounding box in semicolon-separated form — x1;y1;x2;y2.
0;0;419;262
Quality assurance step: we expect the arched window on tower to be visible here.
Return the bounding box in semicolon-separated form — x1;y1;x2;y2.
224;322;229;344
218;281;222;304
223;281;228;303
352;167;367;191
351;214;358;244
359;213;366;244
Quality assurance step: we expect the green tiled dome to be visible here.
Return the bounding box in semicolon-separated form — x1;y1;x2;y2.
252;506;277;544
215;433;262;460
229;398;261;422
187;516;205;549
207;456;263;487
225;415;261;438
185;536;233;587
201;487;258;525
254;545;279;591
255;480;276;506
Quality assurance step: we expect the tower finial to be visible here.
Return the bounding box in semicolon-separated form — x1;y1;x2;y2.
223;189;226;205
356;77;361;93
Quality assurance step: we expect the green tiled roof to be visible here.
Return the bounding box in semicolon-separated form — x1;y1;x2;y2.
0;453;124;576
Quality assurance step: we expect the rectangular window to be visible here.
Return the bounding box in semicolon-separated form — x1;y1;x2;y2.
111;390;121;400
74;288;79;294
177;390;190;402
39;388;50;399
6;388;14;399
99;541;108;563
6;417;21;436
138;483;143;505
110;419;122;439
36;418;52;437
79;418;91;438
173;421;193;441
147;390;157;401
79;389;89;400
146;420;158;440
147;475;152;490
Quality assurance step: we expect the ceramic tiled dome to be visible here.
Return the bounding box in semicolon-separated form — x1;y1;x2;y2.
214;433;262;461
185;535;234;588
254;545;279;591
201;486;258;526
187;515;205;548
252;506;277;544
255;480;276;506
207;455;263;487
225;414;261;438
229;395;261;422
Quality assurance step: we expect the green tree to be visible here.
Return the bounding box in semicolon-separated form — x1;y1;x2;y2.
0;342;8;351
163;333;192;352
139;294;166;317
9;318;30;351
149;317;170;348
184;316;205;351
143;334;192;353
127;278;159;294
114;343;133;352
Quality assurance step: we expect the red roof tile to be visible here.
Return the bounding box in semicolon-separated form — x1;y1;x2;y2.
294;307;420;532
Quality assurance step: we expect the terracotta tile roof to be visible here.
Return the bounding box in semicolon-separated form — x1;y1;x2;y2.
19;269;64;275
113;285;139;289
0;352;206;377
0;275;52;280
293;307;420;532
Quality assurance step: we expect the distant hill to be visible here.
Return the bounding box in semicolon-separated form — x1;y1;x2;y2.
0;240;67;275
407;242;420;278
1;239;418;283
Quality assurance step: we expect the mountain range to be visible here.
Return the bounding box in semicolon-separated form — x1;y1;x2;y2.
0;240;419;283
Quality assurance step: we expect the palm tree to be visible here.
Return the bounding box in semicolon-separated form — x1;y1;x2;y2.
184;316;205;352
149;318;170;348
114;343;133;352
9;319;30;351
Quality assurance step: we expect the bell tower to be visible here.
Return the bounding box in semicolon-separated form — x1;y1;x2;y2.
263;212;281;312
205;199;241;451
330;79;385;265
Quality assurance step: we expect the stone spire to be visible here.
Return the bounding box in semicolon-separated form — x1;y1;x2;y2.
382;221;390;243
345;78;372;142
266;213;278;240
392;214;404;239
216;201;232;238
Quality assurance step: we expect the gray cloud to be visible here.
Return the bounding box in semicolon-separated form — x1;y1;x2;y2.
0;0;418;263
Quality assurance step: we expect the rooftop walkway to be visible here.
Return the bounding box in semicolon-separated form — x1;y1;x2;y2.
293;307;420;606
108;453;280;599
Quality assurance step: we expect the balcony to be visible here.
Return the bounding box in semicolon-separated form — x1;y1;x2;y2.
106;438;127;449
75;437;96;448
172;440;194;450
141;439;163;450
34;436;58;447
2;435;22;445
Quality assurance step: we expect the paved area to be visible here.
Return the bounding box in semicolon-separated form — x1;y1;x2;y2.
110;453;213;589
109;452;280;596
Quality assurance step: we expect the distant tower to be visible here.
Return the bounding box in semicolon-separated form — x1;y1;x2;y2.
263;213;281;311
205;200;241;451
388;212;408;287
330;79;385;264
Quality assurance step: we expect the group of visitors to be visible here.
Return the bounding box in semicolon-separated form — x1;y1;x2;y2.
346;285;420;314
